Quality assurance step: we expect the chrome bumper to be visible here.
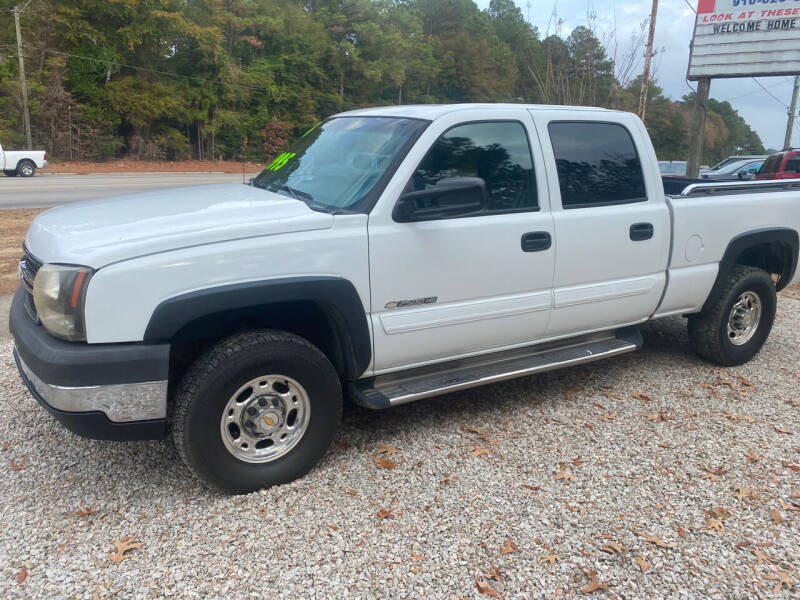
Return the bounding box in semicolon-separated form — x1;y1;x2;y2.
16;350;167;423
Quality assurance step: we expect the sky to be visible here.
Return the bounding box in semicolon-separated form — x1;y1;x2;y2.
475;0;798;151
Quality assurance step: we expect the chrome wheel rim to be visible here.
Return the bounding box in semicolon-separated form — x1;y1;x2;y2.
727;291;761;346
220;375;310;463
20;164;32;176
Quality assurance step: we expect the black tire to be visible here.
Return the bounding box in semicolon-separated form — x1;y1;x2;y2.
688;265;776;366
171;330;342;493
17;160;36;177
4;169;18;177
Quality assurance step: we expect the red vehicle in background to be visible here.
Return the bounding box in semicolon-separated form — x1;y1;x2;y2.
756;150;800;180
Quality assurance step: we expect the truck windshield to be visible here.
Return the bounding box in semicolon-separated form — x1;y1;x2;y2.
252;117;428;212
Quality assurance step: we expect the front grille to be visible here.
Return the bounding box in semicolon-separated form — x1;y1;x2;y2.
19;246;41;322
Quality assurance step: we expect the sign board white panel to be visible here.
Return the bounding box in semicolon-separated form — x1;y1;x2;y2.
688;0;800;80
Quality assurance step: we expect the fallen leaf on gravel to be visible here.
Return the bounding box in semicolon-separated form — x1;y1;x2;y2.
766;571;792;594
475;579;501;598
8;459;25;471
373;456;398;469
633;393;651;403
538;553;560;566
76;507;97;517
486;564;502;582
604;392;623;401
566;503;587;515
593;402;606;410
376;509;394;520
470;447;491;459
744;449;763;462
794;488;800;499
703;518;724;533
554;468;574;483
601;542;624;554
333;439;352;449
734;375;754;389
1;441;8;451
753;549;772;564
600;413;618;422
581;570;609;594
773;425;792;435
736;540;752;549
521;484;540;491
780;500;800;512
635;556;651;572
345;488;356;496
411;552;425;560
783;462;800;473
733;486;759;502
771;508;782;524
107;537;144;564
375;444;399;455
638;532;675;548
16;565;27;584
722;411;755;424
658;443;671;448
563;385;584;400
501;539;520;554
677;527;686;539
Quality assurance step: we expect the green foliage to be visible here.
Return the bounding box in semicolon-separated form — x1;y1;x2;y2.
0;0;764;163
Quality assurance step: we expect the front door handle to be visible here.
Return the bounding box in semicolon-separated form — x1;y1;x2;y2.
521;231;552;252
630;222;654;241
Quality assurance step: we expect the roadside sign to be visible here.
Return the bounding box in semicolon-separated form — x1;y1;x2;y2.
688;0;800;80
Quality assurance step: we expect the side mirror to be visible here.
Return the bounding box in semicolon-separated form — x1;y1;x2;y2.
393;177;488;222
738;172;755;180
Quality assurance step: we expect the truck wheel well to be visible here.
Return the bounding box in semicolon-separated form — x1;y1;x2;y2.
734;241;794;290
168;301;353;392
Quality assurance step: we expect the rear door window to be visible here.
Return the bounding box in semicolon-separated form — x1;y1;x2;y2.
783;156;800;174
759;154;783;176
548;122;647;209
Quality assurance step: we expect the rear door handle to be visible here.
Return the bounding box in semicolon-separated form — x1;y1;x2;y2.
521;231;552;252
630;222;654;241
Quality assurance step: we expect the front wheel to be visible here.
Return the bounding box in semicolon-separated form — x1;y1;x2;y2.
171;330;342;493
3;169;18;177
688;265;776;366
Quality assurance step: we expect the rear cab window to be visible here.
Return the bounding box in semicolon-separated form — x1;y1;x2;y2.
548;121;647;209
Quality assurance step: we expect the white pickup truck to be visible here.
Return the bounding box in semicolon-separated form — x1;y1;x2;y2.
1;141;47;177
10;104;800;493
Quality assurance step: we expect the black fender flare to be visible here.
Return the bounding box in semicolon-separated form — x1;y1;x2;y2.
702;227;798;312
143;277;371;378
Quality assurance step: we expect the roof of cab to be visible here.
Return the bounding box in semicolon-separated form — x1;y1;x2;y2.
335;103;619;121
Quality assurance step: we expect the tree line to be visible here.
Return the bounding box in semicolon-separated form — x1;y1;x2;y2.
0;0;764;165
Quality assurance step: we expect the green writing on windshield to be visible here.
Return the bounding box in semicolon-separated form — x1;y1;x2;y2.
267;152;296;171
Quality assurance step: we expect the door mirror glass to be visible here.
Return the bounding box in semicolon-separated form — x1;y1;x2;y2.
738;171;755;180
394;177;487;222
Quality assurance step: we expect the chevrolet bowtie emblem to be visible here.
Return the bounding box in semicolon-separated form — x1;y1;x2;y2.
263;416;275;427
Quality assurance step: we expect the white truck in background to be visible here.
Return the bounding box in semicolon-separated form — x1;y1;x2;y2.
1;141;47;177
9;104;800;493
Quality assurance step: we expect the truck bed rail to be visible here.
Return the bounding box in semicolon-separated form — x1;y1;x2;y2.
676;178;800;198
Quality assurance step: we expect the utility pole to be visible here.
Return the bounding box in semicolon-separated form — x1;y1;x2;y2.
783;75;800;150
686;78;710;179
637;0;659;121
13;5;33;151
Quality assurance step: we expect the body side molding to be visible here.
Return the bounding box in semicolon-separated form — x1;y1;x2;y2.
143;277;372;378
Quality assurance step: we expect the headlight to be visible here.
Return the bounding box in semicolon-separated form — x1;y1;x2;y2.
32;264;93;341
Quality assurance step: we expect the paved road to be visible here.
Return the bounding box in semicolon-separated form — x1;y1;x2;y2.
0;172;258;209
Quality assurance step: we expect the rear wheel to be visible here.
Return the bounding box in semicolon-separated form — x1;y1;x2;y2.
171;330;342;493
17;160;35;177
3;169;18;177
688;265;776;366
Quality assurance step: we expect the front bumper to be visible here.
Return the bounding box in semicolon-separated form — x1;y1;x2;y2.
9;287;170;441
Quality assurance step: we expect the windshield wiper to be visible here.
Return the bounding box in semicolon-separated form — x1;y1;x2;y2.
265;182;314;202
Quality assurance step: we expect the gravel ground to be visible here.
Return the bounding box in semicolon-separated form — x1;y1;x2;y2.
0;303;798;599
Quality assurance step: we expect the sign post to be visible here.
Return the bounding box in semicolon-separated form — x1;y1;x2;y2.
687;78;710;178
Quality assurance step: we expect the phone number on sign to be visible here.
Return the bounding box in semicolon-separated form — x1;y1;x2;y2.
733;0;800;6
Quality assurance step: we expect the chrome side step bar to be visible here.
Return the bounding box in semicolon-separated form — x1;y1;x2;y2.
350;327;643;409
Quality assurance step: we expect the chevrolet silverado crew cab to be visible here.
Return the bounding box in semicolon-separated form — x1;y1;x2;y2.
1;141;47;177
10;104;800;493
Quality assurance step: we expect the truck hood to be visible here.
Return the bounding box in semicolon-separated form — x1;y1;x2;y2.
25;183;334;268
